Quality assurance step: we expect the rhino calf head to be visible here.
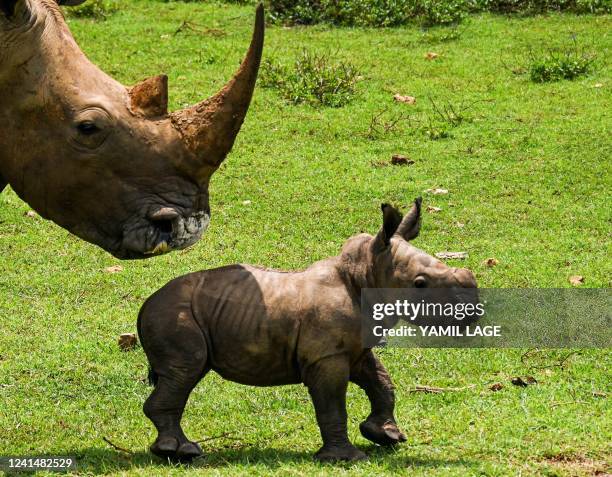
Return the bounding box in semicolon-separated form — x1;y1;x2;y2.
340;198;478;290
0;0;264;258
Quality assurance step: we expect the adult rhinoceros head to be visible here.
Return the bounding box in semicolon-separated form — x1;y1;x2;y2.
0;0;264;258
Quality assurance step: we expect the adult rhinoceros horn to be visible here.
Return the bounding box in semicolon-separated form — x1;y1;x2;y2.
171;4;265;183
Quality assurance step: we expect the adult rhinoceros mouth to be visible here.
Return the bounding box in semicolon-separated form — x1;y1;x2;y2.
119;209;210;259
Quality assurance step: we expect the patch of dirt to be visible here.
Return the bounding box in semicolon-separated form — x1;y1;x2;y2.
542;452;610;476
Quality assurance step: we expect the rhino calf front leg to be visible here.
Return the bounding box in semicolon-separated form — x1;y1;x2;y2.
350;351;407;446
305;355;367;462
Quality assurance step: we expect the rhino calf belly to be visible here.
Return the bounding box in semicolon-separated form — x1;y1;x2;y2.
202;308;303;386
211;354;302;387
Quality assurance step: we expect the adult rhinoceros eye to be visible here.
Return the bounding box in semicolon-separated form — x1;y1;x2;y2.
77;121;100;135
72;108;111;150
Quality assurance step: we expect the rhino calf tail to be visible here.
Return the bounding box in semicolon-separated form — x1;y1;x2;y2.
148;367;159;387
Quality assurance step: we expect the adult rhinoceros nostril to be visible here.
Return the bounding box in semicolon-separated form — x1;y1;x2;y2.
152;218;173;235
149;207;181;235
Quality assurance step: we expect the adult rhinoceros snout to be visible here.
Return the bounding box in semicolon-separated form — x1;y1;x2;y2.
163;210;210;252
119;209;210;259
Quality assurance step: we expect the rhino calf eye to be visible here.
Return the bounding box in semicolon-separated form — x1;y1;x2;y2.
77;121;100;135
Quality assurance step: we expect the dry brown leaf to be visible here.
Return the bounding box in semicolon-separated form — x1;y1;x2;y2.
455;222;465;228
484;258;499;267
427;206;442;213
425;52;439;60
391;154;415;166
118;333;138;351
435;251;468;260
489;383;503;392
393;94;416;105
511;376;537;387
242;200;252;205
25;210;37;218
104;265;123;274
569;275;584;286
425;188;449;195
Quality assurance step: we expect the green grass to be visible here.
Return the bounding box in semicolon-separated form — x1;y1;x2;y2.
1;1;611;475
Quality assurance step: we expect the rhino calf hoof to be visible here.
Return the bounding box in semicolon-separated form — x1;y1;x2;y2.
150;436;180;459
176;441;203;461
359;420;407;447
314;445;367;462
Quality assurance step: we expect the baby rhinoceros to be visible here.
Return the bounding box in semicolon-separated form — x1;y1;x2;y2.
138;198;477;462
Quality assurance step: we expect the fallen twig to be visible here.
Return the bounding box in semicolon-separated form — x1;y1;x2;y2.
196;432;242;444
409;384;475;394
103;436;133;454
550;400;588;408
174;20;225;37
521;349;580;371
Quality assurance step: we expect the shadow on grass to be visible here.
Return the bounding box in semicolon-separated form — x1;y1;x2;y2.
68;445;475;474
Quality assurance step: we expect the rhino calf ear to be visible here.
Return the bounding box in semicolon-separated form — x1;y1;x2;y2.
371;203;403;253
129;75;169;118
396;197;422;241
56;0;88;6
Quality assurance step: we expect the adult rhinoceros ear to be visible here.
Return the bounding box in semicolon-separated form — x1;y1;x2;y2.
395;197;422;241
129;75;169;118
371;203;403;253
56;0;88;6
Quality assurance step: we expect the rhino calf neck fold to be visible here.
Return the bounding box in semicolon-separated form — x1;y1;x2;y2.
0;1;264;258
138;198;478;462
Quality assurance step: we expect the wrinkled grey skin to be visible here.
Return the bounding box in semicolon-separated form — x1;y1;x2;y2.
138;198;478;462
0;0;264;258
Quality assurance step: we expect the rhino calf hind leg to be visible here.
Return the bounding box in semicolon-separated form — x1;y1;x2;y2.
305;355;367;462
140;302;208;462
144;371;205;461
350;351;407;447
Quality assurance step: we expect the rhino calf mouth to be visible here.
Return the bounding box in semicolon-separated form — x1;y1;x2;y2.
120;209;210;259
